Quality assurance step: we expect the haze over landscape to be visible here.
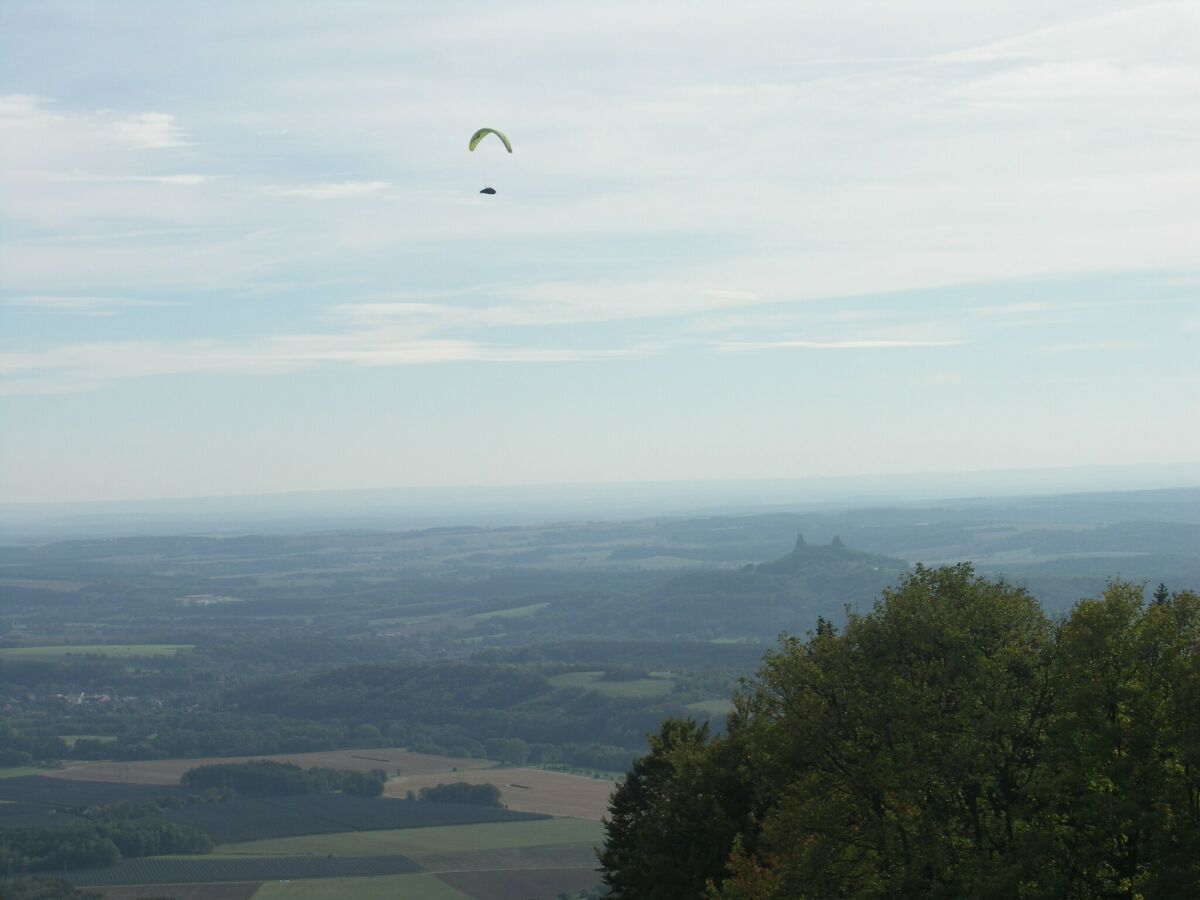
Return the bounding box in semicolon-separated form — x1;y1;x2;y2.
1;3;1198;900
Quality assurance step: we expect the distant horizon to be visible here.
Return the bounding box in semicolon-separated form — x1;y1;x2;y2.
4;458;1198;506
3;461;1197;543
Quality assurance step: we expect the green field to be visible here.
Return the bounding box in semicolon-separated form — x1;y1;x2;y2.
253;873;468;899
548;670;675;697
221;818;603;857
470;602;549;620
0;767;47;780
0;644;192;659
686;699;735;716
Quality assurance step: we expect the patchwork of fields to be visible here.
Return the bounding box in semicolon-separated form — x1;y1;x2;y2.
4;750;608;899
67;819;603;898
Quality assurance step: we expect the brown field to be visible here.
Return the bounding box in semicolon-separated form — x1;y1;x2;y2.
50;748;495;785
406;841;599;873
438;867;600;900
97;884;260;900
384;767;615;820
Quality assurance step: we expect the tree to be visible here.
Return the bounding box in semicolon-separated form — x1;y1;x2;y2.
418;782;503;806
600;566;1200;899
600;720;751;900
1036;583;1200;897
717;565;1055;898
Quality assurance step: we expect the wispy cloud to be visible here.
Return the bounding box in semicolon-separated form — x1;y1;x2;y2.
1033;340;1147;355
2;296;177;317
266;181;391;198
717;339;965;352
40;172;212;185
106;112;189;149
0;327;659;395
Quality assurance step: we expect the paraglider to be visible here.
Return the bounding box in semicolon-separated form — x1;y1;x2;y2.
468;128;512;153
470;128;510;194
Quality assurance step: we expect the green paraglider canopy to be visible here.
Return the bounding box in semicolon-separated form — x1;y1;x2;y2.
469;127;512;153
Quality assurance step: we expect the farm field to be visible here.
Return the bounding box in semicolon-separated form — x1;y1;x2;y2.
156;793;546;843
404;841;599;872
0;767;47;780
546;670;675;697
385;766;615;819
0;644;191;659
50;747;493;784
252;873;469;899
0;775;184;808
438;867;601;900
97;885;260;900
219;818;603;857
61;854;421;887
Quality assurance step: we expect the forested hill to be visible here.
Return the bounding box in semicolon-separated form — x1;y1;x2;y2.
755;533;902;576
641;535;907;638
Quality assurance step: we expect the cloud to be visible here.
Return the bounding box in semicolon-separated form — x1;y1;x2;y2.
42;173;213;185
942;2;1200;66
2;296;177;317
266;181;391;198
106;112;189;148
716;339;965;352
701;289;761;301
1033;340;1147;355
0;326;659;395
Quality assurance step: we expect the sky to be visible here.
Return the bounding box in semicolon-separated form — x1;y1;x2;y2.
1;1;1198;505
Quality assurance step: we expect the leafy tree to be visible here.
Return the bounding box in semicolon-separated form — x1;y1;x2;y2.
600;567;1200;899
717;565;1055;898
418;782;504;806
600;720;751;900
1034;582;1200;897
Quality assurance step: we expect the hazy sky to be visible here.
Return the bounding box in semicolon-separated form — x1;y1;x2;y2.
2;1;1198;504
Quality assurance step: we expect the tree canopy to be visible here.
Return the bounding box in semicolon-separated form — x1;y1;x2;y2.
600;565;1200;899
